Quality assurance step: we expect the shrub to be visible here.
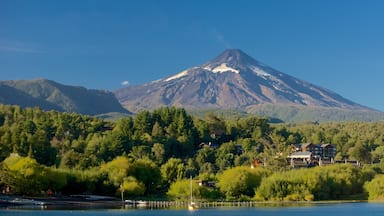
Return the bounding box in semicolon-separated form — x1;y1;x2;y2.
364;174;384;201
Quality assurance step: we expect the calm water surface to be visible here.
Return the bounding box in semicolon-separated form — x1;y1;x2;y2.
1;202;384;216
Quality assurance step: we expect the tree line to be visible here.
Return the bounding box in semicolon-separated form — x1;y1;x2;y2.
0;104;384;201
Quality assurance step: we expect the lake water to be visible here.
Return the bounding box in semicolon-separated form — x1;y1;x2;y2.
1;202;384;216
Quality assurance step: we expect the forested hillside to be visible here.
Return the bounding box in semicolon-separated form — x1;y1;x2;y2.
0;79;129;115
1;104;384;201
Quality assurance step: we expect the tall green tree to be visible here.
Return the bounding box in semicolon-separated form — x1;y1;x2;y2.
195;147;216;173
151;143;165;165
102;156;130;187
349;143;372;164
259;133;290;171
127;158;161;194
161;158;185;186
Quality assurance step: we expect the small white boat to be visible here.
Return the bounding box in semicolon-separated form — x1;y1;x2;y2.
188;177;198;211
188;201;197;211
124;199;135;207
136;200;148;208
10;198;45;206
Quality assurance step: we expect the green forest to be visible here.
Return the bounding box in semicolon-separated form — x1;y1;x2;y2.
0;104;384;201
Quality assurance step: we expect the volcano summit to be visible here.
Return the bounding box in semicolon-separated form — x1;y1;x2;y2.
115;49;382;122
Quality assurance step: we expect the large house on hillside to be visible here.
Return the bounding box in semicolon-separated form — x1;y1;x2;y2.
289;143;337;167
291;143;336;159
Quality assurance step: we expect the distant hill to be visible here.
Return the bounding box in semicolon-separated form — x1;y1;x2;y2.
115;49;384;122
0;79;130;115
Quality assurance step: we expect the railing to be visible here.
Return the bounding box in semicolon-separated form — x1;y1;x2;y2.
124;200;272;209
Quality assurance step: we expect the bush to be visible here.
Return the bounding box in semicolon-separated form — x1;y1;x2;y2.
364;174;384;201
255;164;366;201
217;166;270;199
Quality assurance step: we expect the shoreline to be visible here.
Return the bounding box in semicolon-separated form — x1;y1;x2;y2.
0;195;123;209
1;195;369;209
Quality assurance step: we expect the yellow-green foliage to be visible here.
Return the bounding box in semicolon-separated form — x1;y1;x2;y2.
101;156;130;186
1;154;67;195
255;164;366;201
101;156;161;195
365;174;384;201
167;178;198;201
123;176;145;196
217;166;271;199
161;158;184;185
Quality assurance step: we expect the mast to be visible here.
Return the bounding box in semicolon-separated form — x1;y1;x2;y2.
190;176;193;203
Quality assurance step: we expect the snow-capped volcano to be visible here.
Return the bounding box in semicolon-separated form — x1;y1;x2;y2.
115;49;371;115
166;49;269;80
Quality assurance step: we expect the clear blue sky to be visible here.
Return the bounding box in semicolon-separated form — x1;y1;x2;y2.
1;0;384;111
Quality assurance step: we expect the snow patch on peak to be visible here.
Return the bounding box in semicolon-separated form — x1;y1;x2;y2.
248;65;271;78
165;70;189;82
205;63;239;74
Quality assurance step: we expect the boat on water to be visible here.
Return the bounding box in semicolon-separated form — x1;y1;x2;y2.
188;176;198;211
136;200;149;208
124;200;148;208
9;198;46;206
188;201;197;211
124;199;135;207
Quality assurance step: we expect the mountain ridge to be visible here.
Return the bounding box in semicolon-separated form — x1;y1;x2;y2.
0;78;130;115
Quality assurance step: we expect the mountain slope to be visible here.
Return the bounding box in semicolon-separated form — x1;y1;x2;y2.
115;49;383;122
0;79;129;115
0;82;63;111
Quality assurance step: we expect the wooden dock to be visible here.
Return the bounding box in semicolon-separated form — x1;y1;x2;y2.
124;200;263;209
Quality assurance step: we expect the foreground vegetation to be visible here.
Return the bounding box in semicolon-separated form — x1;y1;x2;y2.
0;104;384;201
